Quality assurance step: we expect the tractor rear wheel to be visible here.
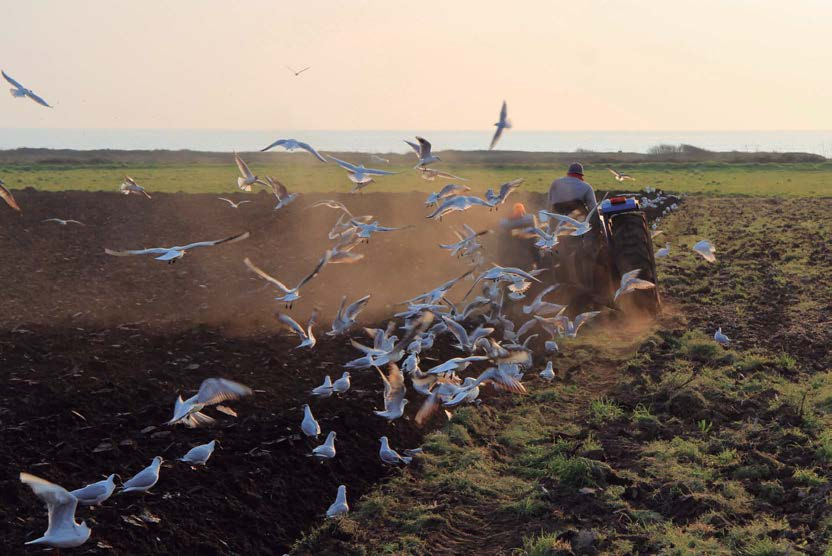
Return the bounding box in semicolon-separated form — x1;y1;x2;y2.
609;213;661;315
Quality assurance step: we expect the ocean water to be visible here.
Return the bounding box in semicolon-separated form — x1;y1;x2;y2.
0;129;831;156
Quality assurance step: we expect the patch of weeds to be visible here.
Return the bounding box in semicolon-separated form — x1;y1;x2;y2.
817;429;832;462
589;397;624;425
547;454;609;488
500;491;549;518
519;531;570;555
792;467;827;486
681;331;730;364
380;535;427;554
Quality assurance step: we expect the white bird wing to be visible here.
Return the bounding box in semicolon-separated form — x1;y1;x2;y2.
20;472;79;537
27;90;51;107
540;211;583;228
363;167;397;176
499;100;508;123
196;377;252;406
244;257;292;293
416;136;432;156
104;247;169;257
178;231;250;251
260;139;288;152
404;139;422;155
344;294;371;319
573;311;601;333
328;156;359;172
278;313;307;339
295;250;332;290
297;141;328;162
234;153;254;179
2;70;25;89
442;316;470;347
608;168;621;179
0;183;21;212
489;125;504;150
71;482;108;501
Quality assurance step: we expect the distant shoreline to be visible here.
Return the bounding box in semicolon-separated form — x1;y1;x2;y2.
0;147;825;165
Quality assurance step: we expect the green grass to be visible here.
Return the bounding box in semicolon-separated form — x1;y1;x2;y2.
2;160;832;196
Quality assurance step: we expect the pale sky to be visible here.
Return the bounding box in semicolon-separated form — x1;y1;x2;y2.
2;0;831;130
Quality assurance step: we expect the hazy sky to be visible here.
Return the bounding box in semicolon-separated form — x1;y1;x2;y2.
2;0;831;130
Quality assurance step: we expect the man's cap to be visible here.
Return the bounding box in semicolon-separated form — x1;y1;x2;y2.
567;162;584;176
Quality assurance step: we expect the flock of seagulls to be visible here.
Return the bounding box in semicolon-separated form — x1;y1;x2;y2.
2;67;732;548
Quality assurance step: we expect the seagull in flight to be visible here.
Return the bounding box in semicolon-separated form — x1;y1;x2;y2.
3;70;51;107
287;65;311;76
0;180;21;211
613;269;656;303
260;138;327;162
374;363;408;421
693;239;716;263
370;154;390;164
105;231;250;263
425;183;471;206
489;100;511;150
278;310;317;349
418;167;467;182
426;195;494;220
485;178;524;208
120;176;151;198
329;294;371;336
349;219;411;240
266;176;299;210
608;168;636;182
404;136;440;167
244;251;330;307
43;218;84;226
234;152;269;192
167;378;253;427
217;197;252;209
328;156;396;191
20;472;91;548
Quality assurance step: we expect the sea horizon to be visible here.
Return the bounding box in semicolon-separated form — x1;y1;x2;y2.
1;128;831;156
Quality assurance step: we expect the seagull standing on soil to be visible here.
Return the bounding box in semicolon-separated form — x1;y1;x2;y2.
0;180;21;211
217;197;252;209
332;372;351;394
20;473;91;548
120;176;151;198
693;239;716;263
180;440;218;466
167;377;253;427
326;485;349;518
70;474;117;506
539;361;555;381
489;100;511;150
311;375;334;398
244;251;330;308
43;218;85;226
302;404;321;438
655;243;671;257
312;431;337;460
404;136;440;167
714;327;731;345
379;436;413;465
260;138;327;162
121;457;163;494
3;70;51;107
608;168;636;181
234;152;269;192
105;231;250;263
278;311;317;349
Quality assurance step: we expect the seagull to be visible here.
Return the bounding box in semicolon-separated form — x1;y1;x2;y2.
43;218;84;226
120;176;151;198
313;431;337;460
426;195;494;220
522;285;564;316
546;310;601;338
371;154;390;164
179;440;218;466
260;138;327;162
425;183;472;206
105;231;250;264
485;178;524;208
608;168;636;181
3;70;51;107
539;361;555;381
693;239;716;263
20;473;91;548
349;219;411;240
234;152;269;192
374;363;408;421
442;316;494;353
439;224;489;258
301;404;321;438
310;199;353;216
244;251;330;308
167;377;253;427
311;375;334;398
121;456;163;494
70;474;117;507
329;294;371;336
217;197;251;209
287;65;311;76
329;231;365;264
278;311;317;349
403;270;473;305
656;243;671;257
328;156;397;191
538;206;600;237
613;269;656;303
405;136;440;167
465;265;542;298
418;168;467;182
332;372;351;394
426;355;489;376
379;436;412;465
651;229;664;239
326;485;349;518
489;100;511;150
714;328;731;345
0;180;21;211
